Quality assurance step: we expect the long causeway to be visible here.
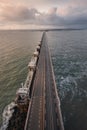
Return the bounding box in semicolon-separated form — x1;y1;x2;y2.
24;32;64;130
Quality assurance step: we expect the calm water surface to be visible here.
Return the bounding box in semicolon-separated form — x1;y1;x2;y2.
0;30;87;130
0;30;42;125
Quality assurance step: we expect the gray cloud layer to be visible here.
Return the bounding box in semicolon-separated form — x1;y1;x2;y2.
0;5;87;28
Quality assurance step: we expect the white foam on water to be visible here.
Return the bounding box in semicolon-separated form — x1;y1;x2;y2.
1;102;17;130
59;75;78;100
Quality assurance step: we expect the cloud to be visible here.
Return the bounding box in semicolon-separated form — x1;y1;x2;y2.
0;0;11;3
0;3;87;29
37;7;87;27
48;7;57;15
0;6;39;22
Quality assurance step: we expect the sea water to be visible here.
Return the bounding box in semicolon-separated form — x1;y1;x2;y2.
0;30;42;126
0;30;87;130
47;30;87;130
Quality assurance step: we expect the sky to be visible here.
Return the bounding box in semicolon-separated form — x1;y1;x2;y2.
0;0;87;29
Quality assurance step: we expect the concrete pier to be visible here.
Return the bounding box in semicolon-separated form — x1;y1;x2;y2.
24;32;64;130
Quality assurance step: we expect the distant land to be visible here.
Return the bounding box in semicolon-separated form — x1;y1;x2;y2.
0;28;87;32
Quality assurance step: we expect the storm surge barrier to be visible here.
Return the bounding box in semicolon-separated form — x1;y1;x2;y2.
24;31;64;130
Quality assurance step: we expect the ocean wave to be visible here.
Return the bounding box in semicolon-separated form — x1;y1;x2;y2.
59;70;87;101
59;76;78;100
1;102;17;130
